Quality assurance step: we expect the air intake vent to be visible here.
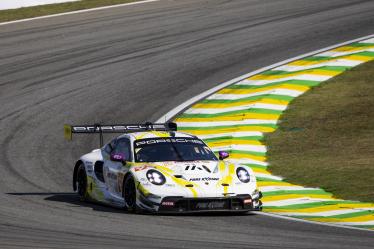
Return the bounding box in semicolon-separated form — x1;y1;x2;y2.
94;161;105;183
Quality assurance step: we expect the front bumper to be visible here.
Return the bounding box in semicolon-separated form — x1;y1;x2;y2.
157;193;262;213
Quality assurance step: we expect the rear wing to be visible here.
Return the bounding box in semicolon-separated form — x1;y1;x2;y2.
64;122;177;146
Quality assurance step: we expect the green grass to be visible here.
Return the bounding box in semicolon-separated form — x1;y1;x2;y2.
0;0;143;22
265;60;374;203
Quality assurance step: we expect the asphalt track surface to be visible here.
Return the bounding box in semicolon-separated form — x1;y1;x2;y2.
1;0;374;248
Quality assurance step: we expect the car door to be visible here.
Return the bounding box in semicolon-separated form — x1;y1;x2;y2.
103;137;132;196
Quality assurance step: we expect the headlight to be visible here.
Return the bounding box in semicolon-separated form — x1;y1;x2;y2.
146;169;166;185
236;167;250;183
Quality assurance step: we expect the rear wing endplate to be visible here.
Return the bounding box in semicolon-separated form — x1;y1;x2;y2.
64;122;177;146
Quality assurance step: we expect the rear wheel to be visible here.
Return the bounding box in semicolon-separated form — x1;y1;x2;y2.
77;164;88;201
123;174;138;213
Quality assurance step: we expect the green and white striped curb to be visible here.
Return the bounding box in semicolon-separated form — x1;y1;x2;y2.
172;36;374;230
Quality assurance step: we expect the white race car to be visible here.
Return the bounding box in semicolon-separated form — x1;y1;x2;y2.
64;123;262;213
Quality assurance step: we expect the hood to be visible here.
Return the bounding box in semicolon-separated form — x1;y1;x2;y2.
131;160;257;198
166;161;220;180
132;160;224;181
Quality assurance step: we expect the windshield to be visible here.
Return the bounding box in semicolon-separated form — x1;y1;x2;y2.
134;137;218;162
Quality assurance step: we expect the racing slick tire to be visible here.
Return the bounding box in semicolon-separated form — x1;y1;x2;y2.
77;164;89;201
123;174;139;213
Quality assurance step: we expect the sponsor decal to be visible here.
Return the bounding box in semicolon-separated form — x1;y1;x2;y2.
189;177;219;181
161;201;175;206
111;154;123;161
244;199;252;204
185;164;202;171
134;166;149;172
202;165;211;173
185;164;212;173
135;138;203;147
72;124;167;133
195;201;226;209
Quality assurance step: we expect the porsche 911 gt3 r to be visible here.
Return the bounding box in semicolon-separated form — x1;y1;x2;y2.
64;123;262;213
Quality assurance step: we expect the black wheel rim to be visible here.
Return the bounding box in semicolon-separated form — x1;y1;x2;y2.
124;177;136;208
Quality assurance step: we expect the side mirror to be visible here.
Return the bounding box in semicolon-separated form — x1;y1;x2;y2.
218;151;229;160
110;153;126;163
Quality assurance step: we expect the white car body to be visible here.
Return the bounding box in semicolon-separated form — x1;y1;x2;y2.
71;127;262;213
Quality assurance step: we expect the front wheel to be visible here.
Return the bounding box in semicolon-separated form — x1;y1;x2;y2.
77;164;88;201
123;174;138;213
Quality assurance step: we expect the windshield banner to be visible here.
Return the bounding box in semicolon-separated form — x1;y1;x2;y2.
135;138;204;147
